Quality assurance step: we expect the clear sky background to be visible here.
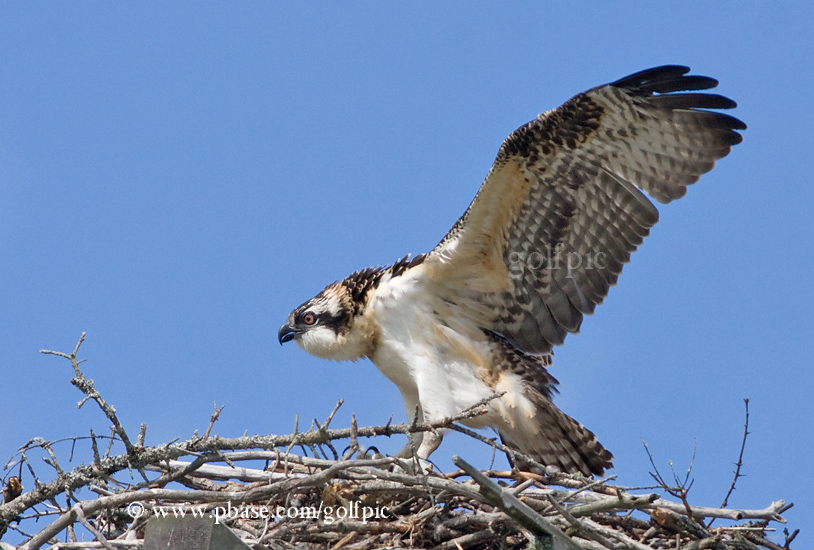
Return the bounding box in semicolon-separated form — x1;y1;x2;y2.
1;3;811;547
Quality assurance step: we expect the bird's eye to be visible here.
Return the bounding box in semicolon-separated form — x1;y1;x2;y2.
302;312;317;326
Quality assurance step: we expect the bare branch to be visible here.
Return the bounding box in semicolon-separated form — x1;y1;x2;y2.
41;333;135;455
721;398;750;510
203;404;225;439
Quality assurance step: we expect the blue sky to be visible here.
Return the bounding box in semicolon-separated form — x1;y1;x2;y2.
1;3;812;546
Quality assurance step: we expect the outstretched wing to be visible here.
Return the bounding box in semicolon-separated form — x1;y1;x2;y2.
426;65;745;354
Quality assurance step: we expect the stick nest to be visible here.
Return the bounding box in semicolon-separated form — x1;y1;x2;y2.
0;334;797;550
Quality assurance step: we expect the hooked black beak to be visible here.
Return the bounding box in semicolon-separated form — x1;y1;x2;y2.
278;323;299;345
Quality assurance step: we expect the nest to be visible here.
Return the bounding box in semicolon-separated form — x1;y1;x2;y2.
0;335;797;550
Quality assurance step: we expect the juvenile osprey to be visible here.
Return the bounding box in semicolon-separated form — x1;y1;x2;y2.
279;66;744;476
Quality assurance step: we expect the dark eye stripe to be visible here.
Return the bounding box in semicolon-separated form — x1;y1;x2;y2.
294;295;352;335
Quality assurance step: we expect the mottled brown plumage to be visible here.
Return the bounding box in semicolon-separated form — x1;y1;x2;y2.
429;65;745;354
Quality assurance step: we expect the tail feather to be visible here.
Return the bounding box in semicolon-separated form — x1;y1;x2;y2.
499;391;613;477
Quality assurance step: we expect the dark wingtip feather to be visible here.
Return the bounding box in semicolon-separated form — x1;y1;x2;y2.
609;65;689;89
692;110;748;132
651;75;719;93
650;93;738;110
610;65;726;95
730;115;747;131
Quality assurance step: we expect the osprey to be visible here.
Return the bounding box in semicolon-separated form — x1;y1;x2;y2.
279;66;744;476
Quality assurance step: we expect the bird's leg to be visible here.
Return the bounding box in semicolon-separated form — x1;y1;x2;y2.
393;401;425;459
390;402;437;471
415;430;443;464
394;431;423;458
393;431;442;473
406;410;445;471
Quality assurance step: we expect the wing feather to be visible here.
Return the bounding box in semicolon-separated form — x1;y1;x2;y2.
427;65;744;354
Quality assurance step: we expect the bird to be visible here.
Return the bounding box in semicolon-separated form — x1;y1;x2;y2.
278;65;745;476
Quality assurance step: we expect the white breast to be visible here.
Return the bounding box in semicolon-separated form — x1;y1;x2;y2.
367;264;498;425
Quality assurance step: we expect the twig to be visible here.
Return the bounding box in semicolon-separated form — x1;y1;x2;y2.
321;399;344;431
133;424;145;451
720;398;750;511
642;439;696;519
40;334;135;455
73;506;116;550
545;494;614;550
203;404;225;439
